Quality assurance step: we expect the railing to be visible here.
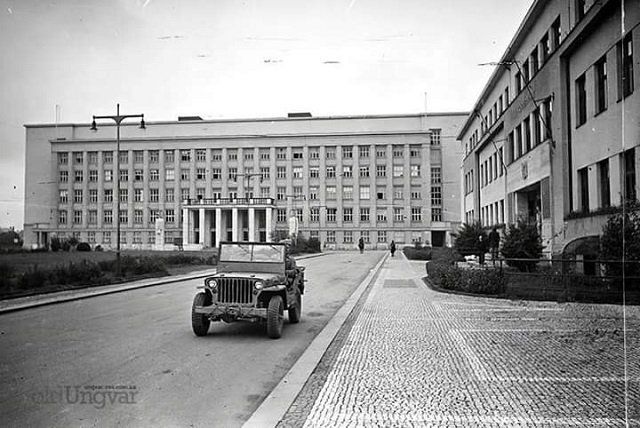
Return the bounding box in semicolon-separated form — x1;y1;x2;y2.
184;197;275;206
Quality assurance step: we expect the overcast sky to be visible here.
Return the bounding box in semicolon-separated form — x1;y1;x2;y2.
0;0;532;229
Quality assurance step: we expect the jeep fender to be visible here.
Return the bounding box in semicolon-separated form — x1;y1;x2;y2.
258;285;288;308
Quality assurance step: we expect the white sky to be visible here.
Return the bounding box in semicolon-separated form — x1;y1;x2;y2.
0;0;532;229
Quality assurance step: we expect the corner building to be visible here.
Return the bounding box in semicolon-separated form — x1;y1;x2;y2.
24;113;466;250
458;0;639;257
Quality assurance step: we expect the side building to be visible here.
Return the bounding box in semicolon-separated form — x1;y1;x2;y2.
24;112;467;250
458;0;639;258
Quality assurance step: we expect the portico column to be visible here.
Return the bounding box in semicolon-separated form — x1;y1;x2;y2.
199;208;205;246
182;208;190;246
215;208;222;247
248;207;255;242
266;208;273;242
232;207;239;241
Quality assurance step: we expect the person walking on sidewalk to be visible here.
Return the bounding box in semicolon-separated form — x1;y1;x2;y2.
389;240;396;257
358;237;365;254
488;226;500;264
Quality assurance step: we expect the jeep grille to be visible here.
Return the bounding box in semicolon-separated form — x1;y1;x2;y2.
216;278;255;304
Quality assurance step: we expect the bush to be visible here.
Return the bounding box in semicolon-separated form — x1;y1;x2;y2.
61;240;71;251
428;262;504;295
600;201;640;280
453;222;488;256
501;219;543;272
431;247;465;264
67;236;79;247
50;237;61;252
403;246;432;260
94;245;103;252
76;242;91;252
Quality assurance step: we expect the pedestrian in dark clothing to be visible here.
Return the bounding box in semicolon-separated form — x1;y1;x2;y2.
389;240;396;257
358;237;365;254
488;227;500;264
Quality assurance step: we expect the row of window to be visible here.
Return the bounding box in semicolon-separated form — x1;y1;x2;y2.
480;200;506;227
58;209;176;225
56;230;180;245
480;148;505;189
575;32;634;128
56;139;442;167
506;99;553;164
58;163;425;183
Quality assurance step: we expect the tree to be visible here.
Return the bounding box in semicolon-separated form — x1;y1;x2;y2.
453;222;488;257
600;202;640;280
501;219;543;272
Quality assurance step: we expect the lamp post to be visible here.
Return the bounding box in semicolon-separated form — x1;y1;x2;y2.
90;104;146;277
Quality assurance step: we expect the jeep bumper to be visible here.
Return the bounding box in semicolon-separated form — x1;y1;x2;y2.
195;304;267;320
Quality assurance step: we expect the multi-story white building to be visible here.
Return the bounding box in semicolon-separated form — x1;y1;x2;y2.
24;112;467;250
458;0;639;258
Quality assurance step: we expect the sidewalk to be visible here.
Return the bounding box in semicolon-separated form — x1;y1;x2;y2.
274;252;639;427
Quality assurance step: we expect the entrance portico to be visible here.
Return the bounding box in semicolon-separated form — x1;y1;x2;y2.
182;197;275;250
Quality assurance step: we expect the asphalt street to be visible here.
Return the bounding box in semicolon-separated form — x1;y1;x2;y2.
0;251;384;428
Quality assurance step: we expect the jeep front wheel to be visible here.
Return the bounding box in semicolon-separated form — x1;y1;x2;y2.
266;295;284;339
192;292;211;337
288;294;302;324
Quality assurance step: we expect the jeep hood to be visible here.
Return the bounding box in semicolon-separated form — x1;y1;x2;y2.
213;272;284;282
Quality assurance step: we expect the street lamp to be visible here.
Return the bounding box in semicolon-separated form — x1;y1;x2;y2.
90;103;146;277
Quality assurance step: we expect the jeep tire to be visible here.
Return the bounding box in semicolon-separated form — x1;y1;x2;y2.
288;294;302;324
267;295;284;339
192;292;211;337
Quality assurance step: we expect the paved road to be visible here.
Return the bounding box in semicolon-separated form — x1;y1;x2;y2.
0;251;384;428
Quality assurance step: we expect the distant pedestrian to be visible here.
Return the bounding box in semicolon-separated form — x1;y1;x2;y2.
488;227;500;263
389;240;396;257
358;237;365;254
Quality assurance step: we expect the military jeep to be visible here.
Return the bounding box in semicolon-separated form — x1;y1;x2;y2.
191;242;305;339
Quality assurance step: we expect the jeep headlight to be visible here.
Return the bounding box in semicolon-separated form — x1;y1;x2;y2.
254;281;264;291
205;278;218;292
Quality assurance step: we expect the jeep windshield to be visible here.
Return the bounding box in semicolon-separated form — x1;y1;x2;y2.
219;244;285;263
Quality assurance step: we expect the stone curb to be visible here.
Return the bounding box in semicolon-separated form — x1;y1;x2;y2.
0;252;327;315
243;252;388;428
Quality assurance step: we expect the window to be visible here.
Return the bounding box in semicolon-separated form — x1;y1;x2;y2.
181;188;190;202
578;167;589;212
540;33;550;64
74;170;83;182
73;189;83;203
624;148;636;201
326;147;336;159
376;146;386;158
293;186;303;197
393;207;404;222
276;166;286;179
595;56;607;114
74;152;83;164
213;189;223;199
359;146;369;158
343;186;353;199
260;167;270;180
165;168;175;181
149;150;159;163
292;148;303;159
134;150;144;163
411;188;421;199
393;187;403;199
88;231;96;242
410;165;421;177
522;59;530;84
119;189;128;203
377;230;387;243
295;209;303;222
58;152;68;165
196;149;206;161
376;165;386;177
393;165;404;177
309;166;319;178
276;187;286;200
360;186;370;200
149;188;159;202
308;186;318;200
326;230;336;243
411;207;422;222
103;231;111;243
228;168;237;181
164;150;174;163
276;148;287;160
576;0;587;20
343;208;353;222
134;209;143;224
59;189;68;204
343;231;353;244
523;117;531;152
431;167;441;184
531;46;539;74
103;151;113;164
515;71;523;93
618;34;634;99
377;187;386;200
134;169;144;181
326;208;337;222
431;186;442;206
359;166;370;177
342;166;353;178
57;210;67;225
212;149;223;161
134;188;144;202
196;168;206;180
165;209;175;223
342;146;353;159
550;17;561;51
326;186;336;199
576;73;587;127
119;169;128;182
293;167;303;178
119;151;128;164
104;189;113;203
165;188;174;202
392;146;404;157
181;169;190;180
310;208;320;222
360;207;370;222
73;210;82;224
431;207;442;222
499;149;504;176
361;231;370;243
89;170;98;182
532;109;541;146
376;209;387;222
309;147;320;159
89;189;98;203
211;168;222;180
149;169;159;181
180;149;191;162
598;159;610;208
326;166;336;178
133;231;142;244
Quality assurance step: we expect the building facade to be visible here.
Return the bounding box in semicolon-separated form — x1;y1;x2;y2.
458;0;639;257
24;112;467;250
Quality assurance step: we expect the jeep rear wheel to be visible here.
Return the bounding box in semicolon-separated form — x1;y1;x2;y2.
288;294;302;324
192;292;211;337
266;295;284;339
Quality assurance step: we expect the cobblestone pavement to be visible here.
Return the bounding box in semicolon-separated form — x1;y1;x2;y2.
278;254;640;427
